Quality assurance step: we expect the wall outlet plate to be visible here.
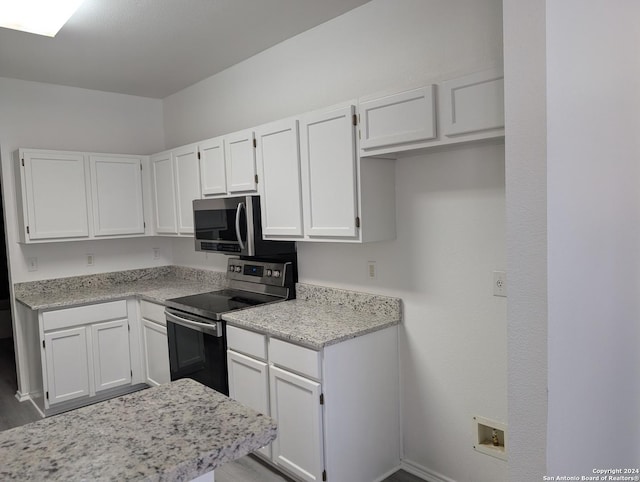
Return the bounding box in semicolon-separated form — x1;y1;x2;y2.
493;270;506;297
367;260;377;279
86;254;95;266
27;257;38;272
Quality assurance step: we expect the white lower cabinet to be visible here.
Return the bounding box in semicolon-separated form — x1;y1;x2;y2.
40;300;135;411
227;350;270;458
226;324;400;482
43;327;91;405
269;365;324;481
140;300;170;387
91;319;132;392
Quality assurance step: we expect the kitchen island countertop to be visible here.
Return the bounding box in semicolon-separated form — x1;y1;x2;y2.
0;379;276;481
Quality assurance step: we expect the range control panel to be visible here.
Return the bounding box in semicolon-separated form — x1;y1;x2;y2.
226;258;291;287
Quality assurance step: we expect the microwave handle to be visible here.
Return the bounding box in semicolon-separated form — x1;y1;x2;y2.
235;202;246;251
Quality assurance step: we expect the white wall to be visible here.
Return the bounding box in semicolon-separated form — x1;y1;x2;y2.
163;1;506;480
0;76;168;284
546;1;640;472
502;1;548;480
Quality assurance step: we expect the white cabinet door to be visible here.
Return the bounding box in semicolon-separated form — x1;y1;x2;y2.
256;119;303;237
300;105;359;238
227;350;271;458
225;129;257;194
91;319;132;392
439;69;504;137
89;155;145;236
359;85;436;151
22;151;89;240
270;365;324;482
173;144;201;234
44;327;91;404
199;136;227;196
142;318;170;387
151;151;178;234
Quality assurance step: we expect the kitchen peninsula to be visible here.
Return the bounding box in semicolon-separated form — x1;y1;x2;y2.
0;378;276;481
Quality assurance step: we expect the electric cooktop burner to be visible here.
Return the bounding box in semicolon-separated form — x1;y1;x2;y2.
165;289;283;320
164;257;294;321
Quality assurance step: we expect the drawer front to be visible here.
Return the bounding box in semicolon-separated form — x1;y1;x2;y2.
226;325;267;361
140;300;166;325
43;300;127;332
269;338;321;380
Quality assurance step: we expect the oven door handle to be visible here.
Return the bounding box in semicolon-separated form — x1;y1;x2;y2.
165;311;223;337
235;202;246;251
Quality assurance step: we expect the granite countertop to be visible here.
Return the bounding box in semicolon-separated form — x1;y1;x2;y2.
0;379;277;481
14;266;227;310
222;283;402;350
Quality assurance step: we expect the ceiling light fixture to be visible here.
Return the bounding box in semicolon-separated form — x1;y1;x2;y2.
0;0;85;37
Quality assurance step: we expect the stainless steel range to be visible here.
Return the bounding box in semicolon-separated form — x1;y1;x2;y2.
164;257;295;395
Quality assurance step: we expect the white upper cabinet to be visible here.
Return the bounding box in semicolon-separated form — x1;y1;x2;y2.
150;151;178;235
256;118;303;238
17;150;90;241
199;136;227;196
439;68;505;137
225;129;257;194
300;105;359;239
173;144;201;234
359;85;436;152
89;155;145;237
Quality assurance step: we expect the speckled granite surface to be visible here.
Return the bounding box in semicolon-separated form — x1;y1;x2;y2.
0;379;276;481
14;266;227;310
223;284;401;350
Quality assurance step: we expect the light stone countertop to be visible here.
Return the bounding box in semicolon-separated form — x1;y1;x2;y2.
223;283;402;350
14;266;227;310
0;379;277;481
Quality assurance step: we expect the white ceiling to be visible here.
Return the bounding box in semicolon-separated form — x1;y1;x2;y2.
0;0;371;99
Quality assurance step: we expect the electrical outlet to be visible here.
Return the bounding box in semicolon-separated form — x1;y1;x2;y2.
367;260;377;280
86;254;95;266
153;247;160;259
493;271;506;297
27;257;38;272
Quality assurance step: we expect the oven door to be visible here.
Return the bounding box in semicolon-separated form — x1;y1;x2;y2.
193;196;254;256
165;309;229;395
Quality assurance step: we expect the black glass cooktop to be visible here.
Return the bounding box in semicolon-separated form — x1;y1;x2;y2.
165;289;283;320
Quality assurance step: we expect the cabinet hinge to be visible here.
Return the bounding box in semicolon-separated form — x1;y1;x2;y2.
130;369;133;377
355;217;360;228
352;114;358;126
42;340;45;349
322;469;327;481
26;226;30;234
197;151;201;160
140;163;142;171
143;221;146;229
21;158;25;167
254;174;259;184
358;130;361;140
46;391;49;400
253;138;257;148
128;323;130;332
319;393;324;405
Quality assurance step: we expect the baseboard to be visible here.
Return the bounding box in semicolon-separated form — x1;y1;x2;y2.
14;390;30;402
401;459;457;482
373;465;403;482
28;396;45;418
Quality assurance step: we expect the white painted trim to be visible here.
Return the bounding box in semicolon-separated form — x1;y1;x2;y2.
14;390;29;402
372;465;403;482
27;396;45;418
401;459;457;482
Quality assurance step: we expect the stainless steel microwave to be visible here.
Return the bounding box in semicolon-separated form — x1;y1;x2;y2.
193;196;296;257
